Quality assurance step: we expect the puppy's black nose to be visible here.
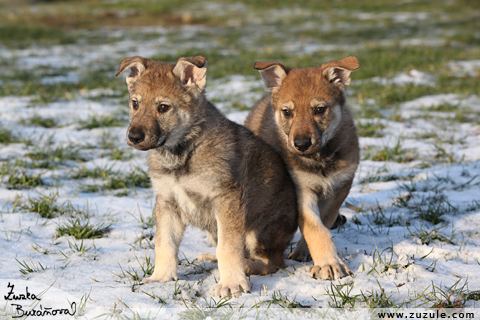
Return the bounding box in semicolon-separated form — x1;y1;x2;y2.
294;138;312;152
128;129;145;145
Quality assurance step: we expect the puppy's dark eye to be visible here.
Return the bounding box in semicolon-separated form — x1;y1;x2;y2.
282;109;292;118
158;104;170;114
314;106;326;116
132;100;139;110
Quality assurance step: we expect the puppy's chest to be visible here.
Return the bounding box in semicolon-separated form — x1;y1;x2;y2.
291;167;352;196
291;170;331;195
151;173;217;228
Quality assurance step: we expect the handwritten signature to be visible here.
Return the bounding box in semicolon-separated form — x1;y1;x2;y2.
4;282;77;318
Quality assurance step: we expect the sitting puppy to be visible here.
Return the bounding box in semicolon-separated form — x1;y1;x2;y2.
116;56;298;298
245;56;360;280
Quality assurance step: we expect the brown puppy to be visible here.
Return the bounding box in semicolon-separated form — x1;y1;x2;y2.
116;56;298;298
245;56;360;280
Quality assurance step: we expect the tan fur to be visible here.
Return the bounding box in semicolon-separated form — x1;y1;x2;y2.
116;56;298;298
246;56;360;280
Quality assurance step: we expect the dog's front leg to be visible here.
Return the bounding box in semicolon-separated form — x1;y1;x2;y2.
296;191;351;280
213;197;250;298
143;196;185;283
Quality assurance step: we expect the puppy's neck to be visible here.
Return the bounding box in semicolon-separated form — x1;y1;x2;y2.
149;146;192;171
149;100;211;171
281;129;344;173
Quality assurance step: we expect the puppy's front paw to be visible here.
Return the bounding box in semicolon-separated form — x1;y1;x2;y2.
214;276;250;298
311;260;352;280
142;269;178;284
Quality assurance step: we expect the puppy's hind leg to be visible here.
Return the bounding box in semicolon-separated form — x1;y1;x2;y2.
330;214;347;230
288;236;312;262
194;231;218;262
244;257;283;275
244;230;288;275
194;252;217;263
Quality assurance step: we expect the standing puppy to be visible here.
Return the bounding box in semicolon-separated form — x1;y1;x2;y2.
245;56;360;280
116;56;298;298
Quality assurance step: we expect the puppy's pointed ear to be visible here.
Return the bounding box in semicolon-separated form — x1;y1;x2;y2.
322;56;360;91
172;56;208;92
254;61;288;93
116;56;148;88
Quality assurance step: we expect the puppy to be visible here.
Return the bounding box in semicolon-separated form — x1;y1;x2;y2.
245;56;360;280
116;56;298;298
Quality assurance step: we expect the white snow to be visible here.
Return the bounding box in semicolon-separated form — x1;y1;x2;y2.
370;70;437;87
1;7;480;319
447;60;480;77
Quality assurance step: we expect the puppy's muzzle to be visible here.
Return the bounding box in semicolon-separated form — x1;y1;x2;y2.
128;128;145;145
294;137;312;153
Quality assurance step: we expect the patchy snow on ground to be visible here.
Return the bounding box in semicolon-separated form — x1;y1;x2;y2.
1;6;480;320
368;70;437;87
447;60;480;77
1;88;479;319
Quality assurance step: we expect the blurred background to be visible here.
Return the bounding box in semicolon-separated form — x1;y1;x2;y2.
1;0;479;109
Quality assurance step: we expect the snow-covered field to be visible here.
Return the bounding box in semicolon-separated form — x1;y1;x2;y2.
1;1;480;319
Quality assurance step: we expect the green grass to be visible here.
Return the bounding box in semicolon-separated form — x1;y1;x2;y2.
0;128;20;144
258;290;308;308
16;258;48;275
397;190;459;225
68;239;98;255
79;114;125;130
24;193;61;219
364;140;416;163
71;165;115;179
75;166;151;194
431;141;459;164
369;202;402;227
452;108;479;124
21;115;57;128
129;208;156;230
113;253;155;287
360;281;396;308
326;281;358;308
425;103;459;112
109;148;131;161
357;121;385;137
464;291;480;302
56;218;112;239
412;196;458;225
427;280;467;308
22;193;83;219
103;168;151;191
466;200;480;213
353;74;480;108
4;168;44;190
0;23;76;48
0;65;125;101
405;224;455;245
353;101;383;119
27;145;88;164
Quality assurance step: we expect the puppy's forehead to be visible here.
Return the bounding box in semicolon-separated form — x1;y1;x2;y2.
132;61;178;95
277;67;338;104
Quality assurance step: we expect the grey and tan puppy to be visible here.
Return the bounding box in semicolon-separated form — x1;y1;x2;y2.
245;56;360;280
116;56;298;298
